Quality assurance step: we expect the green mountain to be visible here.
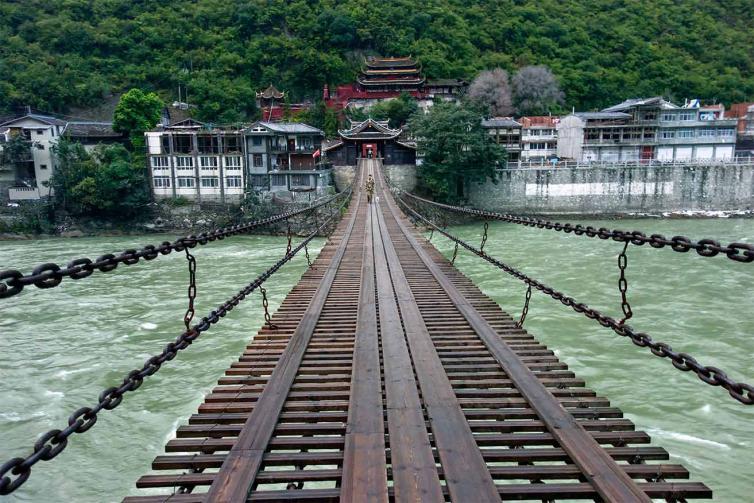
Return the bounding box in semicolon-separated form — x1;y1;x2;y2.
2;0;753;121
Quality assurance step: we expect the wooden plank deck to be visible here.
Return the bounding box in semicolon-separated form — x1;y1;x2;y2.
124;159;711;502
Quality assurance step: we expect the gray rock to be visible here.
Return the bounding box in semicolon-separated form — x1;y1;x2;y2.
60;229;85;238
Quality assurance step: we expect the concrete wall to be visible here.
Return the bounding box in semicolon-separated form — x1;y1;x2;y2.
383;164;417;192
332;165;355;192
468;164;754;215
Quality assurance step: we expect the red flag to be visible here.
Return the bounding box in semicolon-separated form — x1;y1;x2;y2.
312;149;321;158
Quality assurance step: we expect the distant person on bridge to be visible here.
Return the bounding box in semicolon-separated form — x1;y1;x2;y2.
365;175;375;203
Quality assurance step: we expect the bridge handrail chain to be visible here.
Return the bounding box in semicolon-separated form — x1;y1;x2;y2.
402;192;754;264
398;196;753;406
0;191;349;300
0;188;352;496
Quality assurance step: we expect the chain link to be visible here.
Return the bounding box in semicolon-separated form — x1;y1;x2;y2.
0;191;350;301
451;241;459;265
0;187;353;496
515;284;532;329
304;243;313;268
398;196;753;406
285;219;293;255
402;192;754;264
617;242;633;325
480;221;489;252
183;248;197;330
259;286;278;330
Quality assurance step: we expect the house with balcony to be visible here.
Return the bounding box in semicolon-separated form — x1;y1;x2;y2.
557;97;737;162
481;118;521;162
519;116;558;161
245;121;327;193
145;119;246;203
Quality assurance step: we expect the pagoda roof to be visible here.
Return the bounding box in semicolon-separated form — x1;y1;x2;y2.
357;76;425;87
362;67;421;75
365;56;418;69
338;118;402;140
256;84;285;100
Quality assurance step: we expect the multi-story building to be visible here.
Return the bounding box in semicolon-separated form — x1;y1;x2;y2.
245;121;327;193
145;120;329;201
0;113;123;201
145;119;246;202
557;97;737;162
519;116;558;161
481;118;521;161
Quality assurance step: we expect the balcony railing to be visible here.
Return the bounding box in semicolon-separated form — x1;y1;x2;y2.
9;186;41;200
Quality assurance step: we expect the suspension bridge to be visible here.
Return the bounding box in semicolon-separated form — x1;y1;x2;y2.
1;159;752;501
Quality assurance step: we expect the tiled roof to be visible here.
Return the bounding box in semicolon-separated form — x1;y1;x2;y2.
254;121;324;135
574;112;632;120
65;121;122;138
482;118;521;128
602;97;678;112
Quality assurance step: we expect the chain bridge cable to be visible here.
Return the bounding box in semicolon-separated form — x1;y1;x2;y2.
0;190;349;300
402;192;754;264
397;196;753;406
0;188;352;496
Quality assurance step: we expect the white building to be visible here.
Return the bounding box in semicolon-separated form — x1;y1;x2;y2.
0;113;122;201
519;116;559;161
557;97;738;162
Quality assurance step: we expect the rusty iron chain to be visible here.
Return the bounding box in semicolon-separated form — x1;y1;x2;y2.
0;191;349;301
259;286;278;330
285;219;293;255
0;188;353;496
402;192;754;264
515;284;532;329
304;243;313;268
617;242;633;325
451;241;459;265
399;196;754;406
183;249;197;330
480;221;489;252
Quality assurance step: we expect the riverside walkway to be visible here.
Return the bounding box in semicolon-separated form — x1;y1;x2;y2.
118;159;710;502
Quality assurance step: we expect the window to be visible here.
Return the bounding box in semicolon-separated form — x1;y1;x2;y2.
176;156;194;169
200;177;219;188
528;143;547;150
677;129;694;138
585;130;600;141
199;156;218;169
226;176;242;188
718;129;735;137
153;177;171;188
177;177;195;188
151;157;169;168
40;164;47;170
36;129;44;135
251;175;266;187
252;136;262;146
698;129;716;137
679;112;695;121
642;112;657;121
661;131;675;139
225;156;242;169
291;174;310;186
253;154;263;167
661;113;676;121
643;130;656;139
271;174;287;186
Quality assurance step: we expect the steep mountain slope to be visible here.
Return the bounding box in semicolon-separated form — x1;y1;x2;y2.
1;0;752;120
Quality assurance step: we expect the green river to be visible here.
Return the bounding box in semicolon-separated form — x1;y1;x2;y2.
0;218;752;501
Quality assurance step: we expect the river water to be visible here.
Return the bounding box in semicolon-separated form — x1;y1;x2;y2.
0;219;752;501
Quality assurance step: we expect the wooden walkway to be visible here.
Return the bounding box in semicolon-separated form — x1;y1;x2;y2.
124;160;711;502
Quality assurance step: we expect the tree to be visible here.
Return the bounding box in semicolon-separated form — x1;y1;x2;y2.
369;92;420;128
467;68;513;117
50;139;150;218
297;100;340;138
113;89;163;146
512;65;565;115
408;102;505;203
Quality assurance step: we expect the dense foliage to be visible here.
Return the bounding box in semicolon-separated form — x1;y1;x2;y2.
1;1;752;120
409;102;505;203
50;140;150;218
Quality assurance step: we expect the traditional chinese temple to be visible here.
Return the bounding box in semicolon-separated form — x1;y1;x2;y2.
256;84;310;122
323;118;416;165
325;56;466;111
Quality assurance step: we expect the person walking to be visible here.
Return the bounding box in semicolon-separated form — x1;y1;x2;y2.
365;174;375;203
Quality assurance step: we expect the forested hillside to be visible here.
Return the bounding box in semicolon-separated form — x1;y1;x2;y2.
2;0;753;121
